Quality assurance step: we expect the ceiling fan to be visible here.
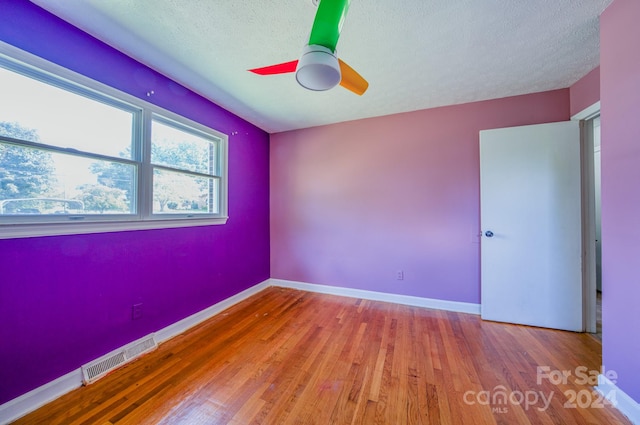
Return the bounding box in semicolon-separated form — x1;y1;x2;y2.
249;0;368;95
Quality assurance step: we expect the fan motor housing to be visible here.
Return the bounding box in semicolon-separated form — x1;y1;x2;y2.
295;45;341;91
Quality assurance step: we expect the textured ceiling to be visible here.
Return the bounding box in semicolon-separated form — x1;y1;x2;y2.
30;0;612;133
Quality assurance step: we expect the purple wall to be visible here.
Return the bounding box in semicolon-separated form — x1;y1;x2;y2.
600;0;640;403
270;90;570;303
0;1;270;404
569;66;600;117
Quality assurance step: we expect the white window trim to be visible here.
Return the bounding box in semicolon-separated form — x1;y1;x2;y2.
0;41;228;239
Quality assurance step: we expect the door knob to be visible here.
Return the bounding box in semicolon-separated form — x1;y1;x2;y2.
485;231;494;237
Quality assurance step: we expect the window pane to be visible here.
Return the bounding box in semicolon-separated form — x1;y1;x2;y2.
0;66;134;159
151;119;217;174
153;168;218;214
0;143;135;215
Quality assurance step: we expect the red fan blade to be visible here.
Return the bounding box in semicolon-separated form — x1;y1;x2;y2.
249;60;299;75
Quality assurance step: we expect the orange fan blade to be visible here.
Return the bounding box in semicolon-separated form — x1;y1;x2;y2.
249;60;298;75
338;59;368;95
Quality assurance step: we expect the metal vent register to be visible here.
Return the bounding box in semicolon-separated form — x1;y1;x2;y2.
81;334;157;384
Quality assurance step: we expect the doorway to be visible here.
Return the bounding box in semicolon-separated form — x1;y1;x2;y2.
576;104;601;339
479;106;602;335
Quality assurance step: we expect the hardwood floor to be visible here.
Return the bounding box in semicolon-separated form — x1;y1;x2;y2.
14;287;630;424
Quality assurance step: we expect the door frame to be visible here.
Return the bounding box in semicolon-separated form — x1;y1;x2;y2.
572;101;601;334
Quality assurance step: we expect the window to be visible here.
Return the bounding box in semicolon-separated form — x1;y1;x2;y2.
0;47;227;238
150;117;222;215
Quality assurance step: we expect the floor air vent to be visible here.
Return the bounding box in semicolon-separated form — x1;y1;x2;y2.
81;334;157;384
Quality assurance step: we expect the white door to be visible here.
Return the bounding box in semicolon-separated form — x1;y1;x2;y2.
480;121;583;332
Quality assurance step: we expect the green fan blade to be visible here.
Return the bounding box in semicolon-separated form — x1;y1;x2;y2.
308;0;350;52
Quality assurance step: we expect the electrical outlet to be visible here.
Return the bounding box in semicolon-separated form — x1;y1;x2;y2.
132;303;143;320
396;270;404;281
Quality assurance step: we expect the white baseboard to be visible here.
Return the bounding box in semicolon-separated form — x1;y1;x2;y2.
597;374;640;425
155;279;271;343
0;279;271;425
0;369;82;425
269;278;481;315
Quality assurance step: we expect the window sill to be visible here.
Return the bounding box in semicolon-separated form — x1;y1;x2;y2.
0;216;229;239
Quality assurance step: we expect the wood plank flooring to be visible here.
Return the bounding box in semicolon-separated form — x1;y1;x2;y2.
13;287;630;424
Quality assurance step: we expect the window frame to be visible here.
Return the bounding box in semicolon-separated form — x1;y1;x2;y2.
147;113;226;217
0;41;228;239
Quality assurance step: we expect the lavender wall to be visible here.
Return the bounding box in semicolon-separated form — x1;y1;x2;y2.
0;1;270;404
569;66;600;117
270;90;570;303
600;0;640;403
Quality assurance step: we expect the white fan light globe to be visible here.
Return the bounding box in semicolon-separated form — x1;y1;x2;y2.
295;45;341;91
